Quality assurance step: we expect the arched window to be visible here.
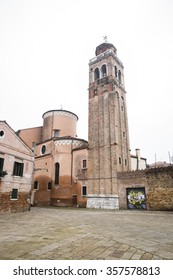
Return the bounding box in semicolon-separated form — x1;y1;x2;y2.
94;68;100;81
101;64;107;78
118;70;122;83
34;181;39;190
48;181;52;190
114;66;117;78
55;162;60;185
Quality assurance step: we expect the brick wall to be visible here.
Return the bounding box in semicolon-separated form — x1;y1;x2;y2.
0;191;30;213
117;166;173;210
146;167;173;210
117;170;146;209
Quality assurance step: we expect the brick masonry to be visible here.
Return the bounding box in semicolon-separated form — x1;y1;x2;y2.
87;42;173;211
146;166;173;210
0;191;30;213
87;43;131;209
117;166;173;210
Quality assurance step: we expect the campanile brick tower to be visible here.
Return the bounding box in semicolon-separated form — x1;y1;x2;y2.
87;41;131;209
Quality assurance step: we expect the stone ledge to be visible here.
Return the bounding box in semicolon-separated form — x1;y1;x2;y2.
87;194;119;210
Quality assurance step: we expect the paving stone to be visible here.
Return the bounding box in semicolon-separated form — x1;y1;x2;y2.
130;250;146;260
0;207;172;260
140;252;153;260
120;247;137;259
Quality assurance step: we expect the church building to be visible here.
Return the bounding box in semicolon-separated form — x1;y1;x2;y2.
16;41;149;209
1;41;172;212
17;109;88;207
1;40;172;212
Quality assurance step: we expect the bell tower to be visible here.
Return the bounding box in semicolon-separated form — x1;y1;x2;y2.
87;41;131;209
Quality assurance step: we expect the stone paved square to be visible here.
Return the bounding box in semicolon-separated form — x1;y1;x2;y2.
0;207;173;260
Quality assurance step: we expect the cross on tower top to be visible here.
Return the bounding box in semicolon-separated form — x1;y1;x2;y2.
103;36;108;43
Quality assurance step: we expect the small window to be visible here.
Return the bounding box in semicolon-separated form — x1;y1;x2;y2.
54;130;59;137
121;105;124;111
13;161;24;177
0;157;4;171
48;181;52;191
41;145;46;155
114;66;117;78
118;70;122;83
82;186;87;196
119;157;122;164
55;162;60;184
82;159;87;169
0;157;5;177
34;181;39;190
94;68;100;81
125;159;127;165
11;188;18;199
94;89;97;96
123;131;126;138
0;130;4;137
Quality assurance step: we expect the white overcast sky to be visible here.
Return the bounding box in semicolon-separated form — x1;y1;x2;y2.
0;0;173;164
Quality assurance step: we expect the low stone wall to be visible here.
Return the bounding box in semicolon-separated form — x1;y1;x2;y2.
146;166;173;210
117;166;173;211
0;191;30;213
117;170;146;209
87;194;119;209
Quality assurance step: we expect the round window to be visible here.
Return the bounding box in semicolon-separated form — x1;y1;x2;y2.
41;145;46;155
0;130;4;138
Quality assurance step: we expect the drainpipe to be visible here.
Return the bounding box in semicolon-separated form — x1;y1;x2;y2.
30;142;36;209
71;140;73;185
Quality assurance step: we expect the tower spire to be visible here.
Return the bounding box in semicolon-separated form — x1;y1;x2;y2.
103;35;108;43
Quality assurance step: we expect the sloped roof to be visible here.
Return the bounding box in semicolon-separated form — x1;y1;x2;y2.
149;161;171;168
0;120;33;155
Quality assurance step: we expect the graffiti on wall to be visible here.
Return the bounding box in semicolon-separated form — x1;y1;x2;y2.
126;187;146;210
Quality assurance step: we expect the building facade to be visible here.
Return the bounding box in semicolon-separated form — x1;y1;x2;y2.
131;149;147;170
18;110;88;207
0;121;34;213
17;107;148;209
7;41;172;212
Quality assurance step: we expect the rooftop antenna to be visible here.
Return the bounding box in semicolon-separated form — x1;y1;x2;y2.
168;151;171;164
103;35;108;43
155;153;157;167
168;151;173;164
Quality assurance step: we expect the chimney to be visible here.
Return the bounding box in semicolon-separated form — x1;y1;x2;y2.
135;148;140;170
